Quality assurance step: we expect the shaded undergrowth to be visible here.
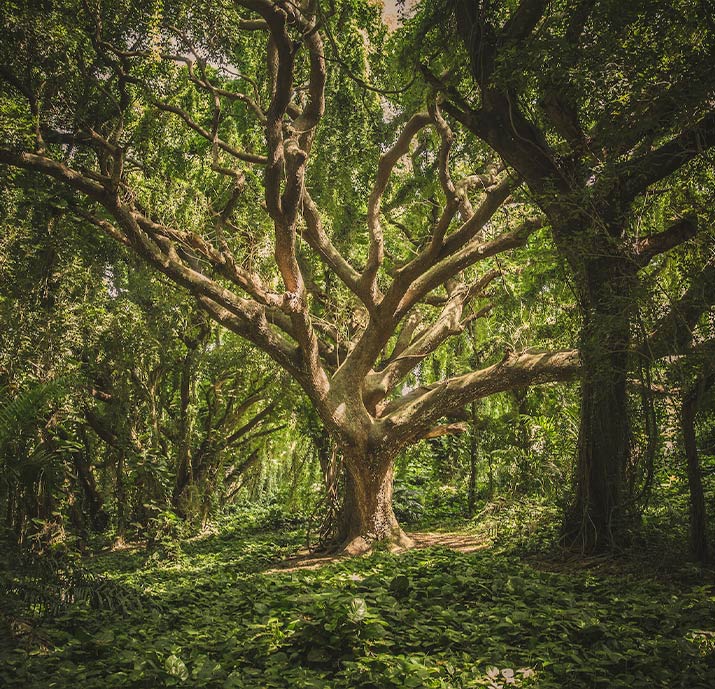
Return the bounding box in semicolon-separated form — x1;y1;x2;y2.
1;510;714;689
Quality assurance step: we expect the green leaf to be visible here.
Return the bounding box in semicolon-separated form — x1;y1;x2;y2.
164;654;189;681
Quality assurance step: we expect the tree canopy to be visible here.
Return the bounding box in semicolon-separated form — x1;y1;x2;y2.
0;0;714;555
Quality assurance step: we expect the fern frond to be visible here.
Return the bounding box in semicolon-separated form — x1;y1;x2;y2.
0;378;68;446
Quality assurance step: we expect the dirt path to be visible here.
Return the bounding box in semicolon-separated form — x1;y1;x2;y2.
270;531;489;572
410;531;488;553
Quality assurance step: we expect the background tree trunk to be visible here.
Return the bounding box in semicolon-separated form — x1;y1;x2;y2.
468;401;479;516
565;259;634;551
681;372;713;562
512;388;532;493
115;450;126;538
172;347;198;514
71;444;108;532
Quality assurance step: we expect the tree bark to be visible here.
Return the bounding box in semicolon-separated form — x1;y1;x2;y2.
115;450;126;538
512;388;532;493
337;449;412;553
468;401;479;515
172;347;198;514
71;444;109;532
564;258;635;551
681;373;713;563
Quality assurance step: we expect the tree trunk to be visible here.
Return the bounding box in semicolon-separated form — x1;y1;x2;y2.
115;450;126;538
468;401;479;516
172;349;197;515
5;486;15;530
512;388;532;493
681;373;713;563
71;431;109;532
337;449;412;553
564;259;634;552
487;453;495;500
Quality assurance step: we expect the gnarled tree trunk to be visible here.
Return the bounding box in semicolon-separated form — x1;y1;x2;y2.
337;448;412;554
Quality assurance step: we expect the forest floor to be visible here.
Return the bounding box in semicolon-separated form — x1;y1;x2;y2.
273;531;489;572
2;503;715;688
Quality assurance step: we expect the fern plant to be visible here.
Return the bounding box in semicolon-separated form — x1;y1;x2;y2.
1;544;146;626
0;378;69;540
0;378;69;441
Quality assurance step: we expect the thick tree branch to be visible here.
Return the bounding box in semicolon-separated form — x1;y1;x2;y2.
196;295;303;380
427;101;460;252
501;0;549;43
0;149;107;198
439;176;519;256
419;422;468;440
362;112;431;296
333;205;536;391
632;216;698;268
375;348;581;448
394;217;539;319
300;190;367;302
364;270;498;410
620;110;715;203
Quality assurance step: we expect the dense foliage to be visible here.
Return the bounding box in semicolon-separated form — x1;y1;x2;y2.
1;0;714;685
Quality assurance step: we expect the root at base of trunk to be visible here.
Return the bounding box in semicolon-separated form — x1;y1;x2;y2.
340;529;415;556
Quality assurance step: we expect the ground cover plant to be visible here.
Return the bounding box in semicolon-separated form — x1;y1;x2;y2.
2;504;715;688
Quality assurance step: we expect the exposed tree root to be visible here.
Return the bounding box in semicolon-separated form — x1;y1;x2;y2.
339;529;415;556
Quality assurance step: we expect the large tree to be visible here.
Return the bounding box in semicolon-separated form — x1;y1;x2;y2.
415;0;715;549
0;0;581;550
